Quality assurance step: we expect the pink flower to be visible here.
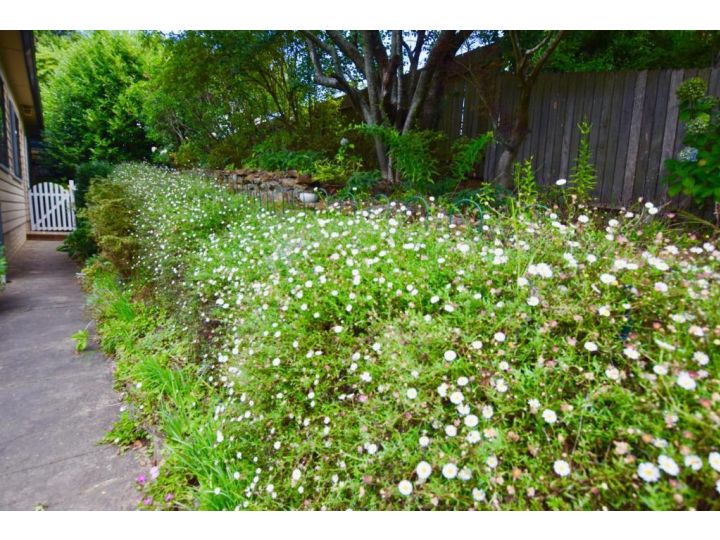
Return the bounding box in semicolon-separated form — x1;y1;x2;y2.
142;497;153;505
164;493;174;502
150;466;160;480
136;474;147;486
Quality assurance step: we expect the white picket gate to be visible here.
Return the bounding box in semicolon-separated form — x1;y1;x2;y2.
29;181;77;232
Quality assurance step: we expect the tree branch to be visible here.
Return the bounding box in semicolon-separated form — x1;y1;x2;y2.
529;30;566;80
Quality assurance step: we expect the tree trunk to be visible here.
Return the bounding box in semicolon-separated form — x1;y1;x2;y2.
373;135;390;180
496;147;518;189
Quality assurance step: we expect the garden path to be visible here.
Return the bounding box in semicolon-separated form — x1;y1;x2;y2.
0;240;141;510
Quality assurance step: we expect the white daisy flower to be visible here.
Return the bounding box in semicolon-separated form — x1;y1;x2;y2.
637;462;661;482
693;351;709;366
442;463;458;479
486;455;498;469
684;455;702;471
653;364;668;376
542;409;558;424
527;296;540;306
466;430;481;444
553;459;571;477
444;350;457;362
415;461;432;480
406;388;418;399
445;425;457;437
398;480;413;496
464;414;479;428
584;341;598;352
472;488;486;502
605;366;621;381
654;282;668;293
658;455;679;476
676;371;696;391
449;391;464;404
709;452;720;472
623;348;640;360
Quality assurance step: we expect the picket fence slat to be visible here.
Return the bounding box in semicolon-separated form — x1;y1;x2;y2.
28;181;77;232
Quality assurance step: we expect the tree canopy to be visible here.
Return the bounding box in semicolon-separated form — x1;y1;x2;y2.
35;30;720;180
41;31;158;176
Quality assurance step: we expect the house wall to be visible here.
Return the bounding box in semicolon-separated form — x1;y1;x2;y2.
0;60;31;260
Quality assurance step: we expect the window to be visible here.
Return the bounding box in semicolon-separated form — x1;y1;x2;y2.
9;105;21;178
0;78;7;167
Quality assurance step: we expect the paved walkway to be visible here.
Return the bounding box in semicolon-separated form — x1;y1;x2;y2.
0;241;140;510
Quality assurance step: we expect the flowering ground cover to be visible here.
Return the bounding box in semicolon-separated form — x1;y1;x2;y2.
85;163;720;510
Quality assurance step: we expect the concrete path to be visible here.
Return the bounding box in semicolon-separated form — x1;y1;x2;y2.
0;241;141;510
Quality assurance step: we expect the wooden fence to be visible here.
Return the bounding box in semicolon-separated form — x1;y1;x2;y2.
437;65;720;209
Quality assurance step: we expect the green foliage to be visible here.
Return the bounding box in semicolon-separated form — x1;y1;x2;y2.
140;31;345;169
337;169;382;199
513;157;537;205
71;328;89;352
244;142;324;173
312;140;362;183
449;132;494;181
569;120;598;200
84;177;139;277
545;30;720;72
40;31;158;176
83;163;720;510
101;410;148;449
665;78;720;203
355;124;442;186
74;160;113;209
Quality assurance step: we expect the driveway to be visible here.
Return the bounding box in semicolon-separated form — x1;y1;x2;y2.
0;240;140;510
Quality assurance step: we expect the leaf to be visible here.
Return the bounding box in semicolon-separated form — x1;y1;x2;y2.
72;328;89;353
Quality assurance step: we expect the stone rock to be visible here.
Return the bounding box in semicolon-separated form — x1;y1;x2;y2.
280;177;298;188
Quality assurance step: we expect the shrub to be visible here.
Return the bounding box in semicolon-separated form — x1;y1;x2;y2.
337;170;382;200
87;163;720;511
312;140;362;184
84;177;139;277
665;77;720;204
74;160;113;209
58;217;98;262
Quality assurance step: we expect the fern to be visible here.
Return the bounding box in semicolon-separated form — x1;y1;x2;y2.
354;124;441;186
450;131;494;181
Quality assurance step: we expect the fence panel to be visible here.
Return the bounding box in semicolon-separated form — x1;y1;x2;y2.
438;64;719;210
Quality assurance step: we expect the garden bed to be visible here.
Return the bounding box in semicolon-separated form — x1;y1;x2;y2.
85;163;720;510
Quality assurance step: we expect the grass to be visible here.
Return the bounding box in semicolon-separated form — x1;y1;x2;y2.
84;163;720;510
